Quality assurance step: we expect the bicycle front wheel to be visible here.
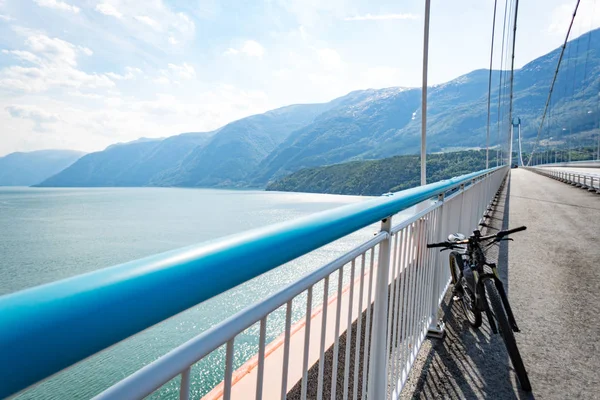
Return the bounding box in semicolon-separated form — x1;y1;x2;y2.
484;279;532;392
449;252;481;328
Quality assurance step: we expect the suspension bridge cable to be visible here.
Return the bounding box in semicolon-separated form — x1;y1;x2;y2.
503;0;515;163
485;0;499;169
526;0;581;166
496;0;511;166
507;0;520;167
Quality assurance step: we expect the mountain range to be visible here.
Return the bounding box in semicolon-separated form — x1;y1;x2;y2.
26;28;600;188
0;150;85;186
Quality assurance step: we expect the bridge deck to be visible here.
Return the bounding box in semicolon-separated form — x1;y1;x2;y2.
401;168;600;399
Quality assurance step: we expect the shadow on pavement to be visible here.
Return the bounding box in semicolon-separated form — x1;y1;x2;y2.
401;174;536;400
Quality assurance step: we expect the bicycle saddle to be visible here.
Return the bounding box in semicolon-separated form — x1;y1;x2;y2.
448;233;466;242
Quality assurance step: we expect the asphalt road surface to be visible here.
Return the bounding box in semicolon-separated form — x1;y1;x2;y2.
401;168;600;399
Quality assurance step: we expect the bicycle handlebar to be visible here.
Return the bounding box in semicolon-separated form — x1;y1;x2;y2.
427;226;527;248
480;225;527;241
498;225;527;237
427;242;451;248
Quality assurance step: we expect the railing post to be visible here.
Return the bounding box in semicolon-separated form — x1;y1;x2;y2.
427;193;446;338
368;217;392;399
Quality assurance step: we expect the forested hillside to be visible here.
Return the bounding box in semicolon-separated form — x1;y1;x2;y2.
266;150;499;195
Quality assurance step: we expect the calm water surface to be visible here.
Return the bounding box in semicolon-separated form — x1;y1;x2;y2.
1;187;386;399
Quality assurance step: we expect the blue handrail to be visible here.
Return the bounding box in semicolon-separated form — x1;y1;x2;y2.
0;166;504;398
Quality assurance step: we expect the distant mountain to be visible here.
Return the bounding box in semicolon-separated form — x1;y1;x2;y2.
152;103;338;187
0;150;85;186
37;28;600;189
38;132;214;187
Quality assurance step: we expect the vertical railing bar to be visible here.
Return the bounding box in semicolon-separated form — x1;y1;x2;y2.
343;260;356;400
361;248;376;399
390;228;404;391
317;276;330;400
353;253;366;400
281;300;293;399
420;213;432;339
400;225;412;373
256;317;267;400
421;211;435;344
397;228;407;378
223;338;235;400
387;232;398;396
414;217;426;350
179;367;191;400
331;266;345;399
385;233;399;381
394;228;408;388
414;218;427;356
422;211;434;333
407;222;419;367
301;286;313;400
367;218;392;399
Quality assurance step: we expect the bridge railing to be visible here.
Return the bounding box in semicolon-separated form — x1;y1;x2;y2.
0;166;508;400
529;167;600;193
534;159;600;168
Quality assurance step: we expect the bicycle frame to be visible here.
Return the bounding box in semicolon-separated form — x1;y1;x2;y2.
453;231;521;334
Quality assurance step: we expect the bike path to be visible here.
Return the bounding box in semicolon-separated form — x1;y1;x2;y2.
401;168;600;399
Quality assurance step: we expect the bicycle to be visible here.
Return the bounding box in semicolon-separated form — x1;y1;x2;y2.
427;226;532;392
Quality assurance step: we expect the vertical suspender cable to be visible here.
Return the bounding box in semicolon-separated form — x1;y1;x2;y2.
496;0;510;166
526;0;581;166
486;0;499;169
421;0;431;186
507;0;519;167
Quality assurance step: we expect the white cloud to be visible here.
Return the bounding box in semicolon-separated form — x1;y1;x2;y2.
361;66;403;88
78;46;93;56
242;40;265;57
167;63;196;80
176;12;195;35
225;40;265;58
2;50;40;63
135;15;160;30
6;105;61;125
95;3;123;19
154;76;170;85
548;1;600;35
344;13;419;21
105;66;142;80
92;3;195;47
0;34;114;93
0;14;13;21
317;48;344;71
33;0;80;14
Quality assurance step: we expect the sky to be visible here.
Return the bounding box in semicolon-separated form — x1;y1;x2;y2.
1;0;599;156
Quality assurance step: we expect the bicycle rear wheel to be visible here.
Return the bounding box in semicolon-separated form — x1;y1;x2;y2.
484;279;532;392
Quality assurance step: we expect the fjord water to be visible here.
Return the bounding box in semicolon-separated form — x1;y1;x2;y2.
1;187;380;399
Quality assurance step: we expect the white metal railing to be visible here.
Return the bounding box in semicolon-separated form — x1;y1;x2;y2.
530;167;600;193
89;167;507;400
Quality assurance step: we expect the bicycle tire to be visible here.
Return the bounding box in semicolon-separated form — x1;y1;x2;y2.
449;252;482;328
484;279;532;392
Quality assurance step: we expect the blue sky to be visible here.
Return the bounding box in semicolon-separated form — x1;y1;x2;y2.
0;0;599;155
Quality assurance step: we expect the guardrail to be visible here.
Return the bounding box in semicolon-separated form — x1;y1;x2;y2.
0;166;508;399
535;159;600;168
529;167;600;193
